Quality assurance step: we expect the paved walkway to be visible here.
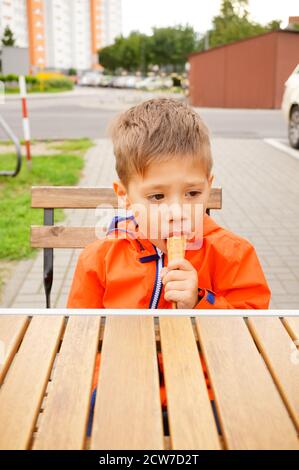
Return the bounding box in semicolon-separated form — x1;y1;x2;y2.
1;138;299;309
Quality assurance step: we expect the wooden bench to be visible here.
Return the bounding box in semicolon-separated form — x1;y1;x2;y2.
0;312;299;449
30;185;223;308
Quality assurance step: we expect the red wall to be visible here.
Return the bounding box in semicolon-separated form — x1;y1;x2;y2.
189;31;299;109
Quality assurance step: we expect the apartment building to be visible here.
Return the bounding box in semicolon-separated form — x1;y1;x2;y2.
101;0;122;47
27;0;46;69
0;0;122;71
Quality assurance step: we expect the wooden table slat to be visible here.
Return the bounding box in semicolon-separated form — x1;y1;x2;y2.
90;316;164;450
282;317;299;342
0;316;64;450
33;316;101;450
0;316;29;385
196;317;299;450
247;317;299;432
159;317;221;450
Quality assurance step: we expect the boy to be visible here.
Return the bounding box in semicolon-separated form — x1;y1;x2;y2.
67;98;271;435
67;98;270;310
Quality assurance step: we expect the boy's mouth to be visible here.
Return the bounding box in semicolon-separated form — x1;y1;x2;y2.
168;232;187;238
160;233;187;254
163;230;191;239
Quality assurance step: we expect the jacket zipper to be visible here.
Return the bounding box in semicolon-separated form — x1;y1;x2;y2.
149;247;164;309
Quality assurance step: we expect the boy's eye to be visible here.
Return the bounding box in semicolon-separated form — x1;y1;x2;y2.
186;191;202;197
148;194;164;201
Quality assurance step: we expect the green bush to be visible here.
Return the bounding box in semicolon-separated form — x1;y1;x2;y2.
0;74;74;93
25;76;38;85
41;78;74;91
0;74;18;83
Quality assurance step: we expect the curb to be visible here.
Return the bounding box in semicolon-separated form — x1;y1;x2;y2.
264;138;299;161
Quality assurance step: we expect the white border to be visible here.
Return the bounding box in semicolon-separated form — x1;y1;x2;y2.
0;309;298;316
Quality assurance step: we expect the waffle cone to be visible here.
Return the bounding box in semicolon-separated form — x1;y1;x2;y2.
166;236;186;309
167;236;186;262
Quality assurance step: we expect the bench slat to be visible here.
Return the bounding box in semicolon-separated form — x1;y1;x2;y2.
0;316;64;450
32;186;117;208
90;316;164;450
196;317;299;450
33;316;101;450
159;317;221;449
31;186;222;209
0;316;29;385
31;226;98;248
247;317;299;432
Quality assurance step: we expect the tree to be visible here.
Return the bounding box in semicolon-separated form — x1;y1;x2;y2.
207;0;281;49
99;32;151;73
98;3;282;73
266;20;282;31
99;25;200;74
150;25;199;72
99;43;120;72
1;25;16;46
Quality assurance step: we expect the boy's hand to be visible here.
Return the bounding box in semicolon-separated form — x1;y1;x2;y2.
160;259;198;309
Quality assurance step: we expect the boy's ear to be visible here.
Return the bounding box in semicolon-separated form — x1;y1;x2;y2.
113;180;131;209
208;174;214;188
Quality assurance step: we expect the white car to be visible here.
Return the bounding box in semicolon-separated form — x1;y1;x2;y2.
78;71;102;87
135;76;165;91
282;64;299;149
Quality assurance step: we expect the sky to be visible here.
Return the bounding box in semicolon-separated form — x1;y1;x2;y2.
121;0;299;37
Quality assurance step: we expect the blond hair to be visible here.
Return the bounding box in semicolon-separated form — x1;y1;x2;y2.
108;98;213;187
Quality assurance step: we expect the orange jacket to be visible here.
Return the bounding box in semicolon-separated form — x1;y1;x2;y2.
67;213;271;309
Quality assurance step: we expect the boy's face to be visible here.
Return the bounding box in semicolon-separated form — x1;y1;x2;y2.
113;156;214;253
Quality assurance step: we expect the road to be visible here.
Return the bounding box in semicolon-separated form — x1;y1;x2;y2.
0;87;288;141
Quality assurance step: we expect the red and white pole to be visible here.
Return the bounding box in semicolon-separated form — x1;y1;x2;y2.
19;75;31;167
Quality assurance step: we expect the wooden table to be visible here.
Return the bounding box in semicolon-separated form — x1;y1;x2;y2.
0;313;299;450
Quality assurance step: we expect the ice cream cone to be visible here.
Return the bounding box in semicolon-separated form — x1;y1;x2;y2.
167;236;186;309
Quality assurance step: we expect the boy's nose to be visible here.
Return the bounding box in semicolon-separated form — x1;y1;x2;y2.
168;201;181;214
168;203;186;222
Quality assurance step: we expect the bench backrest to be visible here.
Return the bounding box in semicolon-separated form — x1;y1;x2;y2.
31;186;222;307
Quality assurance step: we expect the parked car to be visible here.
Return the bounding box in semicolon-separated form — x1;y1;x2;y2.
100;75;115;87
282;64;299;149
123;75;142;88
162;77;174;88
78;71;102;87
110;76;130;88
135;76;165;91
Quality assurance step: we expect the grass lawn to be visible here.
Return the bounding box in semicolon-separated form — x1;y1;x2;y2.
4;88;73;94
0;138;93;261
48;137;94;153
